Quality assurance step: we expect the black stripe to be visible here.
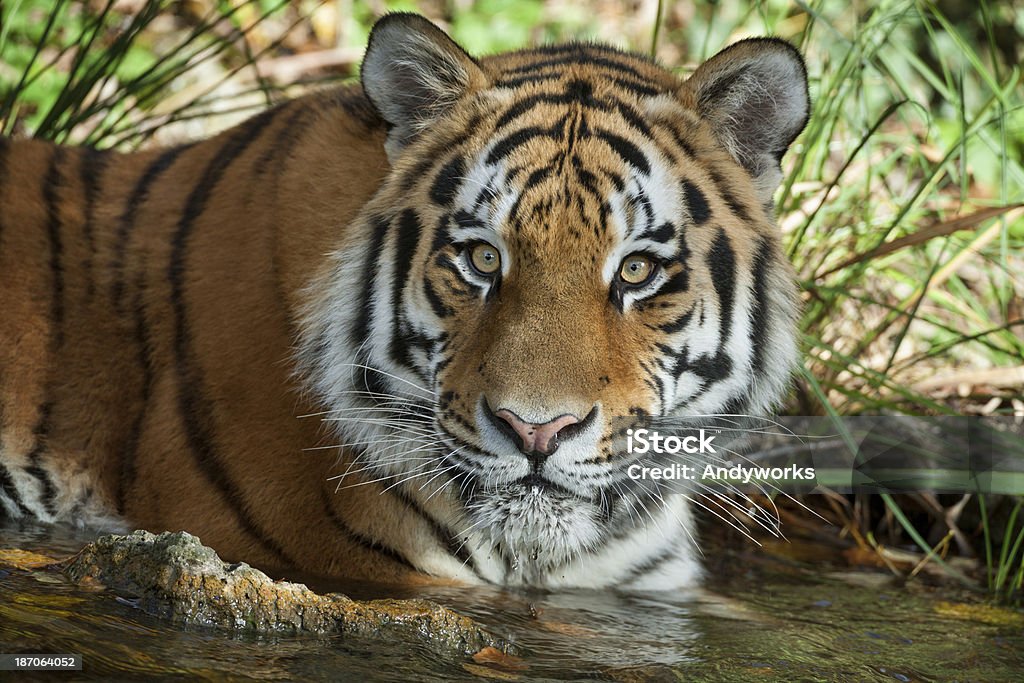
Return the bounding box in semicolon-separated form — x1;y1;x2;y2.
486;125;559;164
112;147;189;511
672;229;692;284
659;309;693;335
627;193;654;234
492;72;563;89
433;213;458;253
80;146;109;300
434;251;465;279
613;101;653;137
24;402;59;517
398;120;479;193
507;165;553;226
596;129;649;174
670;346;732;387
394;486;480;576
252;102;311;178
492;79;619;130
493;71;662;99
350;216;391;351
362;364;392;401
522;166;551;192
720;395;749;419
423;276;454;319
641;220;674;244
168;108;291;565
570;155;604;206
681;180;711;225
501;52;654;84
112;145;191;312
707;168;751;223
666;228;739;385
0;464;32;517
22;148;68;518
321;487;418;572
117;256;154;515
748;236;773;374
433;349;454;376
402;331;439;379
494;93;568;131
609;77;662;98
599;168;625;193
471;183;498;211
626;543;680;582
656;267;689;299
389;209;422;368
451;209;484;231
44;148;66;346
429;155;465;206
643;358;667;409
688;352;732;382
655;119;697;158
708;228;736;343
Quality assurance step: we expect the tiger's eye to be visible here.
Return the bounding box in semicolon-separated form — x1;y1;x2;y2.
470;242;501;275
619;253;655;285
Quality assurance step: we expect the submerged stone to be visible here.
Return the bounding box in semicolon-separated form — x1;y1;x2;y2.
62;530;514;656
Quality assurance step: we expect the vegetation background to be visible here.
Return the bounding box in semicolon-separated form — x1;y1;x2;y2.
2;0;1022;601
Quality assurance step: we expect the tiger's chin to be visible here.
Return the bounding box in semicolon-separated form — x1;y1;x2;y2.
466;478;607;584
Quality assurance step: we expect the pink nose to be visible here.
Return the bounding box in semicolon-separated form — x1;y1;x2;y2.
493;409;580;456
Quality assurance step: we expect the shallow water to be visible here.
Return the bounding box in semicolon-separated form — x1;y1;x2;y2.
2;521;1022;681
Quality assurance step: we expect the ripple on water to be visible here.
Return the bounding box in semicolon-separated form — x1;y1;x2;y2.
1;520;1022;681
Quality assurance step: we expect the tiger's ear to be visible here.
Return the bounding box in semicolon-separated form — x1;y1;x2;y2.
361;13;488;161
682;38;809;204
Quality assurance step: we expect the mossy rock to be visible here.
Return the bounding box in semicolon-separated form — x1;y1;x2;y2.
63;530;514;656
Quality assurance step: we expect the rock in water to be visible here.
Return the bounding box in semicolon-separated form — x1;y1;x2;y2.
63;530;514;656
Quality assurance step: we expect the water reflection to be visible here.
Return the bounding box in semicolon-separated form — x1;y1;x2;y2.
2;519;1022;681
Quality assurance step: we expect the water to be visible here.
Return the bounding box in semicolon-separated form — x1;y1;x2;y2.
2;521;1022;681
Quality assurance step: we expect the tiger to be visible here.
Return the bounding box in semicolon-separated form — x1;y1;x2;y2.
0;13;808;589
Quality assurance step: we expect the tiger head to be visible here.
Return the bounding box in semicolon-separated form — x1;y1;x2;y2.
300;14;808;587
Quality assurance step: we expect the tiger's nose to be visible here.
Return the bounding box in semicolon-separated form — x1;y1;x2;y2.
494;409;578;456
485;404;594;457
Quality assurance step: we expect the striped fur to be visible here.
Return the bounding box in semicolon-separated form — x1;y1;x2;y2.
0;14;807;589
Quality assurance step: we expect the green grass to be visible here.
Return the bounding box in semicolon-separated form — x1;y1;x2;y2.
0;0;300;146
981;494;1024;600
1;0;1022;602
